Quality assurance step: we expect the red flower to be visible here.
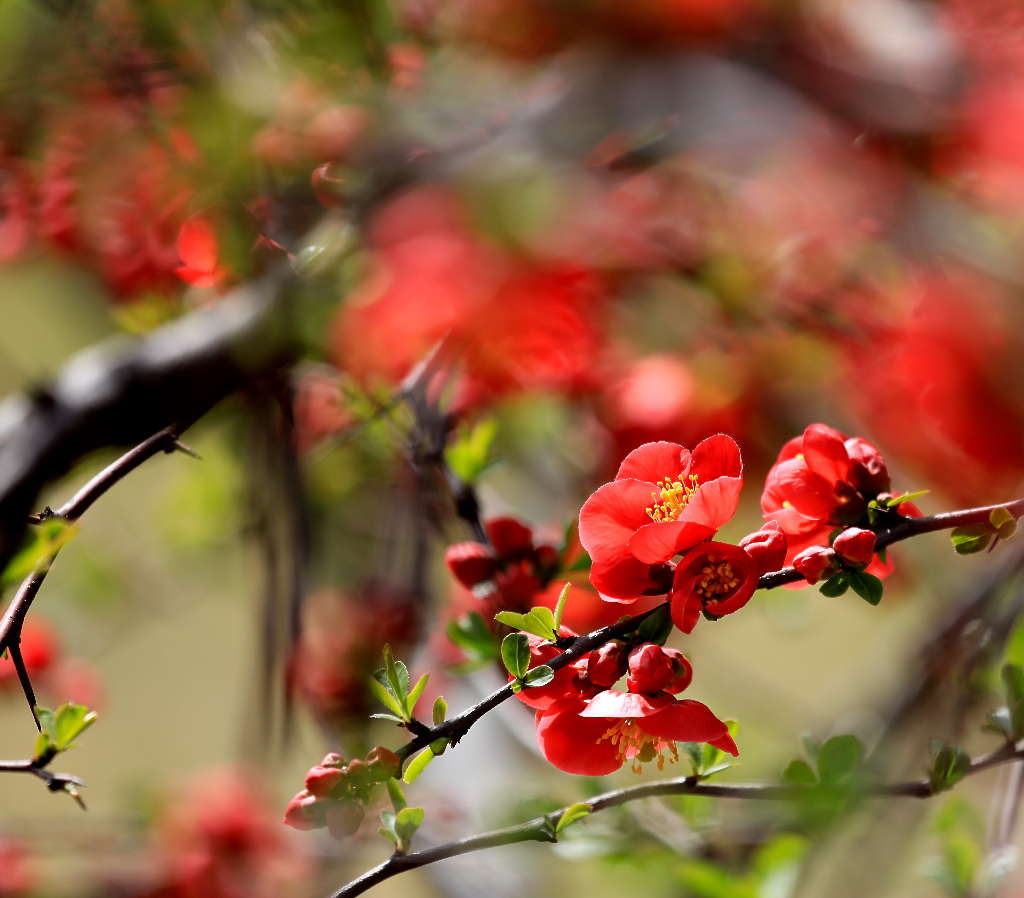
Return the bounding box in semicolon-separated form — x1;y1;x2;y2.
792;546;835;585
832;527;877;566
625;644;692;695
536;690;737;776
175;215;228;288
579;435;743;602
737;521;787;575
669;542;760;633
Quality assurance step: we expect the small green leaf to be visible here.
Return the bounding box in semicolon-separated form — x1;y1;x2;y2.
501;633;531;679
635;604;674;646
446;612;498;663
35;706;57;741
386;777;406;812
984;706;1013;740
782;759;817;786
52;703;97;751
552;582;571;630
382;646;410;707
370;713;406;724
405;673;430;718
990;507;1018;540
494;608;556;641
394;806;425;850
816;734;863;784
929;741;971;793
33;731;53;762
1;520;78;586
430;737;449;755
819;574;848;598
369;677;408;721
951;525;993;555
432;696;447;726
522;665;555;688
445;417;498;483
848;571;883;605
555;802;591;833
403;747;435;784
886;490;929;508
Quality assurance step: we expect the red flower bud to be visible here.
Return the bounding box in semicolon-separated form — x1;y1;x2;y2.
792;546;835;584
626;643;675;694
320;752;344;768
444;542;497;589
325;802;364;839
283;790;326;830
661;647;693;694
365;746;401;780
587;642;628;688
305;765;344;798
533;544;560;574
738;521;788;575
833;528;877;566
486;517;534;560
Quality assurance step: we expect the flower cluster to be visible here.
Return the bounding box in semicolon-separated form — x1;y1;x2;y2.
283;747;401;838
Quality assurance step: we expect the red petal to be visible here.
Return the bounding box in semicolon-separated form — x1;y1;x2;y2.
589;556;660;602
486;517;534;558
627;520;715;565
176;215;219;271
579;479;658;561
638;699;733;748
175;266;224;287
535;703;622;775
801;424;850;483
580;689;668;719
616;441;689;482
686;434;742;481
763;460;836;519
680;476;743;531
670;589;701;634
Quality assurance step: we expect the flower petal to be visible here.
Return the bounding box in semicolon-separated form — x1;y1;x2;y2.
627;520;716;565
680;475;743;531
176;215;219;272
802;423;850;483
638;699;735;752
580;689;668;719
535;702;622;775
686;433;742;481
616;441;689;482
589;556;669;602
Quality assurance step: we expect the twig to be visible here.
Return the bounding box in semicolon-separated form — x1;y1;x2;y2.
394;498;1024;763
0;747;87;807
332;741;1024;898
0;426;188;726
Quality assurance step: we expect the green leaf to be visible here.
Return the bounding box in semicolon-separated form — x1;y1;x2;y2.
848;571;883;605
446;612;499;663
782;759;817;786
33;731;53;762
430;737;449;755
370;713;406;724
951;525;993;555
886;490;929;508
819;574;848;598
494;607;557;641
394;806;424;850
555;802;591;833
405;673;430;718
386;777;406;812
522;665;555;688
929;741;972;793
382;646;410;707
816;734;863;785
35;706;57;741
501;633;531;679
403;747;435;784
1;520;78;586
990;507;1018;540
368;677;408;721
552;582;571;630
52;703;97;751
564;550;592;574
432;696;447;726
445;417;498;483
635;604;674;646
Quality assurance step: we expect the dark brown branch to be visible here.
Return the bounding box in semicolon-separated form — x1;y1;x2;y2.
394;498;1024;763
0;746;87;806
333;741;1024;898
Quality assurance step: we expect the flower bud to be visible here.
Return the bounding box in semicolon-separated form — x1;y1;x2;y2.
444;542;497;589
661;647;693;694
792;546;835;585
343;758;372;794
305;765;344;798
533;544;560;575
626;643;675;694
833;527;877;566
365;747;401;781
738;522;787;574
320;752;344;768
485;517;534;560
283;790;326;830
325;801;364;839
587;642;628;688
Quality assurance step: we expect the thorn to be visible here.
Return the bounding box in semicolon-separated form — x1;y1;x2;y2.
172;439;201;460
9;642;40;731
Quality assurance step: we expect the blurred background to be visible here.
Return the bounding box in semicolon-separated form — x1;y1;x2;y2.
0;0;1023;896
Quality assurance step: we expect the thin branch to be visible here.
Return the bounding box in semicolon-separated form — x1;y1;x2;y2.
394;498;1024;762
332;741;1024;898
0;747;87;807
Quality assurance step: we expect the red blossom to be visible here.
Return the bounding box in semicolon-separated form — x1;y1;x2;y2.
669;541;760;633
579;435;743;602
174;215;228;288
737;521;788;575
626;644;692;694
792;546;836;585
832;527;877;566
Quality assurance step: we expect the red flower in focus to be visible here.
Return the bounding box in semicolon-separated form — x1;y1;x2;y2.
761;423;911;570
174;215;228;288
579;435;743;601
536;690;736;775
669;541;761;633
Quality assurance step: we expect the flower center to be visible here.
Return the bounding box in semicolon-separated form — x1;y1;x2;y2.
598;718;680;774
646;473;700;523
695;556;740;606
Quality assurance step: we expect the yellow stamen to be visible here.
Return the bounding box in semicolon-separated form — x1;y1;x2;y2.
646;473;701;523
694;556;740;607
598;719;681;774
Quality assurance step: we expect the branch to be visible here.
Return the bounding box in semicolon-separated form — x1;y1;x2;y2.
0;426;192;725
333;740;1024;898
395;497;1024;761
0;746;87;807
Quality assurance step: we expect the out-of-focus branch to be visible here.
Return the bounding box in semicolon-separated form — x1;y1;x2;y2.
332;740;1024;898
0;745;87;806
395;498;1024;762
0;265;295;576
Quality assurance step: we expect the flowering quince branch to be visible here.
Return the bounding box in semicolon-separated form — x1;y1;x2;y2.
0;426;195;727
329;740;1024;898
